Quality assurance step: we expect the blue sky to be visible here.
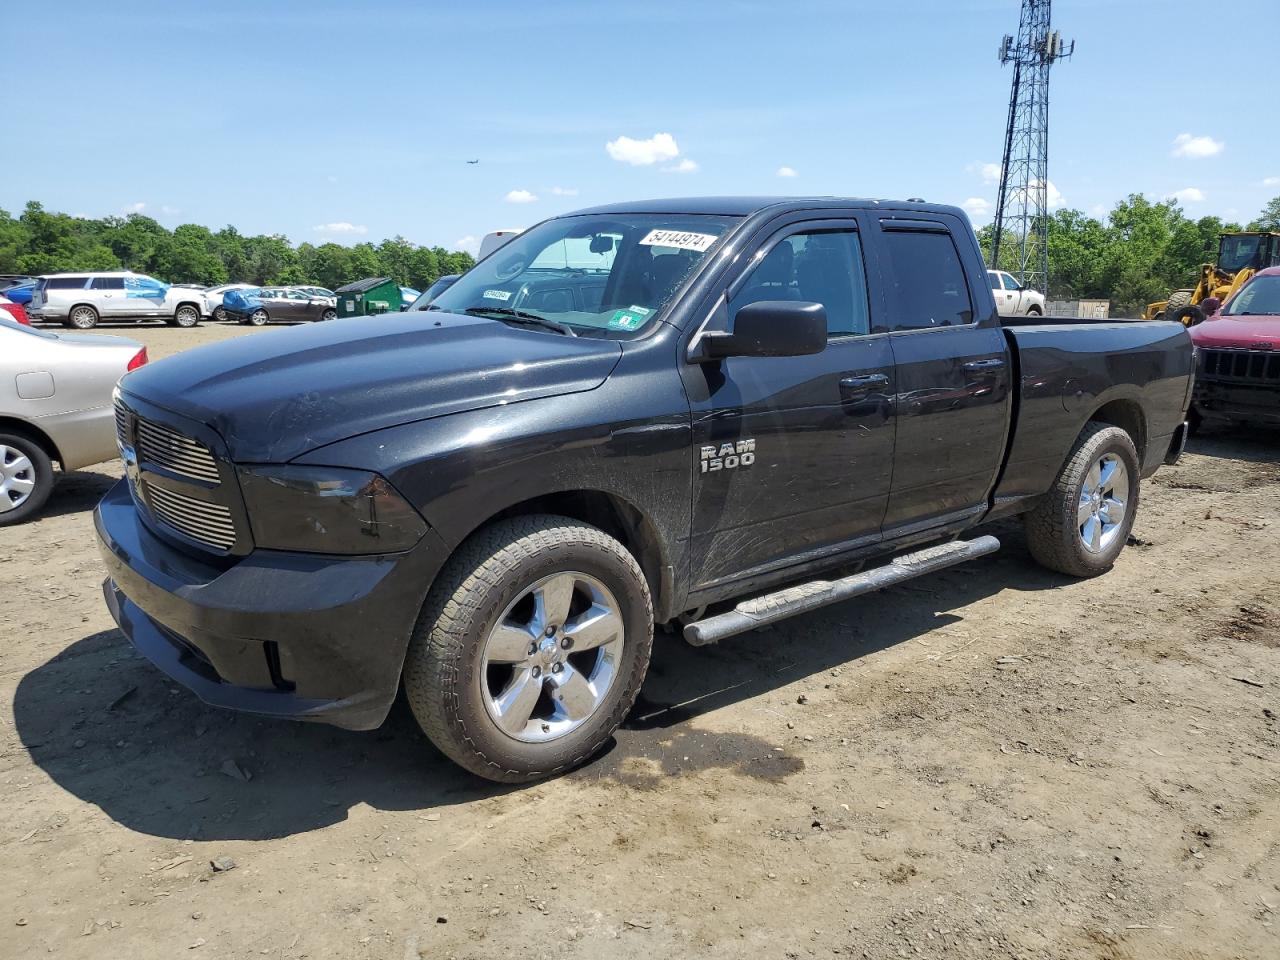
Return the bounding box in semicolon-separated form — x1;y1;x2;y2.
8;0;1279;253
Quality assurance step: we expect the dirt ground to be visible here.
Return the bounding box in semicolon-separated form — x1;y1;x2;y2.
1;320;1278;960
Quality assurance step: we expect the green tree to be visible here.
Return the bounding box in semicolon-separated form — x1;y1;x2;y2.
1250;196;1280;231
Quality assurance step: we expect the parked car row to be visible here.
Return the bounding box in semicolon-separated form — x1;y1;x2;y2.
222;286;338;326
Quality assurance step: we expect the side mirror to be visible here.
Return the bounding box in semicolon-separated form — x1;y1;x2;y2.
697;300;827;360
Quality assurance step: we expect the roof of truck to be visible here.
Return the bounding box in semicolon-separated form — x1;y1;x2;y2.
567;196;965;218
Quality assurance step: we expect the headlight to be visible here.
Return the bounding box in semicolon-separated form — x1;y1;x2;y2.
236;464;427;554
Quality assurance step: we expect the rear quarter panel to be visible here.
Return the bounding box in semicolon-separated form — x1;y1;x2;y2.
992;321;1193;509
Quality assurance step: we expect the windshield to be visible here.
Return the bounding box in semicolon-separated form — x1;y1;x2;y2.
429;213;740;337
1219;235;1263;273
1223;275;1280;316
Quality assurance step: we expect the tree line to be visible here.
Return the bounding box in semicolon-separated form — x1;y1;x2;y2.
3;194;1278;314
980;194;1280;314
0;202;476;291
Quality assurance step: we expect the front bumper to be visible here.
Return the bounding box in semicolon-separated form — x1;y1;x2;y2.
1193;380;1280;427
95;478;446;730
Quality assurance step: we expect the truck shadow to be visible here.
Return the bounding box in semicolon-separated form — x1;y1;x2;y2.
11;522;1061;841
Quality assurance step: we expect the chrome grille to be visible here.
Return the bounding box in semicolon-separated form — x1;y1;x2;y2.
114;402;130;447
1200;348;1280;383
135;418;221;484
145;484;237;551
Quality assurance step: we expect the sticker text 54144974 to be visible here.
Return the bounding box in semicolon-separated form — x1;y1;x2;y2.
639;229;718;253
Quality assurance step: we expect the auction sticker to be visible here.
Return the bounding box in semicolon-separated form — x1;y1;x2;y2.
482;289;513;301
638;229;717;252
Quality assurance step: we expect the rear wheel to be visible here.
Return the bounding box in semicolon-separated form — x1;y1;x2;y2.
66;305;98;329
321;308;337;322
171;304;200;328
1025;304;1042;317
403;515;653;782
212;306;227;322
0;433;54;525
1023;421;1140;577
247;308;269;327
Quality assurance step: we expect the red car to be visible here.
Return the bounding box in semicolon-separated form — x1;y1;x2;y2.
1190;266;1280;429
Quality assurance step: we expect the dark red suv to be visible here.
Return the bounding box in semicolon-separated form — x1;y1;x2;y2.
1190;266;1280;429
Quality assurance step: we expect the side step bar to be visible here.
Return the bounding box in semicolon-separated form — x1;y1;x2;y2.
682;536;1001;646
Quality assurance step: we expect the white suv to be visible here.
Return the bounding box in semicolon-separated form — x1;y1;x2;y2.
29;272;210;329
987;270;1045;318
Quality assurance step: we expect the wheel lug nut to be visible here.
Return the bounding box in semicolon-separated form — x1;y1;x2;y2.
552;662;563;674
545;626;556;638
528;643;537;656
561;637;573;650
531;666;541;679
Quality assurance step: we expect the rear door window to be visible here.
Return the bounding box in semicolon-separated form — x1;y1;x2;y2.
91;277;125;290
879;228;975;330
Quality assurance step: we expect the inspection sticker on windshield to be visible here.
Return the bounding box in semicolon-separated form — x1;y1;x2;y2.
638;229;717;252
608;305;652;330
482;289;512;301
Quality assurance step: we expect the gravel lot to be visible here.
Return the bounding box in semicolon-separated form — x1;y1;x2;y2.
1;320;1277;960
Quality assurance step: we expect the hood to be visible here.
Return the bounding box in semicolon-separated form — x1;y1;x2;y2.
120;312;623;462
1190;313;1280;350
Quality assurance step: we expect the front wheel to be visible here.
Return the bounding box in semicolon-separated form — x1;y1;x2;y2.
1025;305;1042;317
321;308;337;322
403;515;653;782
171;304;200;328
1023;421;1140;577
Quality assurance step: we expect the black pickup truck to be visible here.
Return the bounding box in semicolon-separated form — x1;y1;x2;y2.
97;197;1194;781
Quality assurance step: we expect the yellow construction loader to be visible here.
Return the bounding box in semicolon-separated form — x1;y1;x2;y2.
1145;231;1280;324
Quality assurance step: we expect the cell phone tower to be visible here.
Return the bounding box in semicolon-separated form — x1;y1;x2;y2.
990;0;1073;295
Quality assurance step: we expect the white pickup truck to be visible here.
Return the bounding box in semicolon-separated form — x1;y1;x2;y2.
988;269;1045;317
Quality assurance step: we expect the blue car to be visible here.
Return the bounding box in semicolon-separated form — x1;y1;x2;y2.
3;281;36;306
221;287;266;325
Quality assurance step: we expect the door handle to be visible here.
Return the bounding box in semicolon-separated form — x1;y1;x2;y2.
839;373;889;399
962;358;1006;372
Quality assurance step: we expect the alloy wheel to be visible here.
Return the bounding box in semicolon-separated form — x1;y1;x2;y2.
1078;453;1128;554
480;571;625;743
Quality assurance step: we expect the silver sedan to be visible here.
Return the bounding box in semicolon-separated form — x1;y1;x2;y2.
0;318;146;524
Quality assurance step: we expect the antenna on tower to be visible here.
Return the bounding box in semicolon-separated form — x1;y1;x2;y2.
990;0;1073;295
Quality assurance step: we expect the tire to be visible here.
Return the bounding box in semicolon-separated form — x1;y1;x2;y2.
0;432;55;526
1170;304;1206;327
1025;305;1042;317
247;309;269;327
403;514;653;782
212;306;227;322
321;308;337;322
171;304;200;328
1164;289;1194;325
1023;421;1140;578
65;304;99;330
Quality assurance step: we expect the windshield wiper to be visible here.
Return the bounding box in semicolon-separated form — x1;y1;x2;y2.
463;307;577;337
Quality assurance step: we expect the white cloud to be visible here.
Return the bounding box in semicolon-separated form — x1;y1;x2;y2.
455;235;479;255
776;166;798;178
663;158;699;174
605;132;680;166
1007;179;1065;211
1264;177;1280;188
549;186;579;196
1171;133;1224;158
1167;187;1206;204
1089;203;1109;219
313;222;368;235
967;162;1003;185
961;197;991;218
160;205;181;215
124;202;147;214
505;189;538;204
